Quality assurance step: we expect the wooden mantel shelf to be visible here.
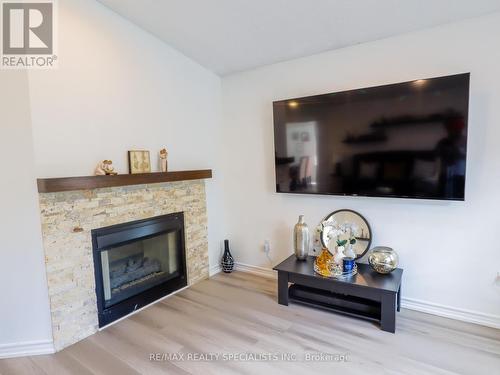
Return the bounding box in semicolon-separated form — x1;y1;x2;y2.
37;169;212;193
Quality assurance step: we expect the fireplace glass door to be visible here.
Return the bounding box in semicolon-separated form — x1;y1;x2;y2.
92;212;187;327
100;231;180;308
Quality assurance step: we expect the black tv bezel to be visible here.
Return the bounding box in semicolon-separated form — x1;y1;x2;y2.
272;73;470;202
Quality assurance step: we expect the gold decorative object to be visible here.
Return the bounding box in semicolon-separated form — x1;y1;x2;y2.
368;247;399;274
313;248;333;277
94;160;118;176
128;150;151;174
159;148;168;173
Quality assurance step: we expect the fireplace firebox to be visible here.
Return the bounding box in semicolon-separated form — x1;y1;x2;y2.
92;212;187;327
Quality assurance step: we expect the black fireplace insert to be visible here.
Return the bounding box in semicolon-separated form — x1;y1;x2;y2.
92;212;187;327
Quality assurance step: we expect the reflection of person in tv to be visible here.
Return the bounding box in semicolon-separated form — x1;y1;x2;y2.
435;117;467;198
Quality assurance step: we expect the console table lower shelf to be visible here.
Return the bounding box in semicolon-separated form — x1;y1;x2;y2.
273;255;403;333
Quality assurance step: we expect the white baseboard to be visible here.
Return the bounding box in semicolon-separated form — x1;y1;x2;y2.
209;263;222;276
401;297;500;330
210;262;276;278
235;262;276;279
0;339;55;359
232;262;500;330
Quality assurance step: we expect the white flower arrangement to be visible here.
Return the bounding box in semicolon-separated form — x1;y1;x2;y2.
319;218;360;249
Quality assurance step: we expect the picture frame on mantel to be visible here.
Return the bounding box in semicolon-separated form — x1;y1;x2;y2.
128;150;151;174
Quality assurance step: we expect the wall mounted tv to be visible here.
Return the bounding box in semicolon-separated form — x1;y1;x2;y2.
273;73;469;201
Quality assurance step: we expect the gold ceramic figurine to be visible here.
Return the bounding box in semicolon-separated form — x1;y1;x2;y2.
95;160;118;175
159;148;168;172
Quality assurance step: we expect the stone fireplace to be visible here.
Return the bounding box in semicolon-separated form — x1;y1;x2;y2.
38;179;209;351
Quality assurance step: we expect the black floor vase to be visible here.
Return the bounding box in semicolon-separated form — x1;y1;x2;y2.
221;239;234;273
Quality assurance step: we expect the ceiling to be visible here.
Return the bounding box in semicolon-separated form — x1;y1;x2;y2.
97;0;500;76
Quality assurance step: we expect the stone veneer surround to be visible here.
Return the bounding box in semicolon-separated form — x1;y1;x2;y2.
38;180;209;350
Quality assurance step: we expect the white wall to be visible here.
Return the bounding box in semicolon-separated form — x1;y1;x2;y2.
1;0;225;355
27;0;225;270
0;70;53;356
221;13;500;323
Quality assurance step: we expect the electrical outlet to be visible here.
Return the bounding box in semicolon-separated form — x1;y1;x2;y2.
263;240;272;263
264;240;271;254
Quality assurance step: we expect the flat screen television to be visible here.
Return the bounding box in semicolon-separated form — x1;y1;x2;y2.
273;73;469;200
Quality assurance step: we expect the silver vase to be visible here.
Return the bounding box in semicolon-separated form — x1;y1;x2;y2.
368;246;399;274
294;215;310;260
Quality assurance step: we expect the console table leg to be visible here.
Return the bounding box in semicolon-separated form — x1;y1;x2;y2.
277;271;289;306
397;285;401;312
381;293;397;333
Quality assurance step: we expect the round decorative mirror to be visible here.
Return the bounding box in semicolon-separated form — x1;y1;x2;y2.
320;209;372;260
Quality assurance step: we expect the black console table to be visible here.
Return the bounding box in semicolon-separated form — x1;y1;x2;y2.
273;255;403;333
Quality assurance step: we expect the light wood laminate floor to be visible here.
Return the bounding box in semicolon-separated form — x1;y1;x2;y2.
1;272;499;375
